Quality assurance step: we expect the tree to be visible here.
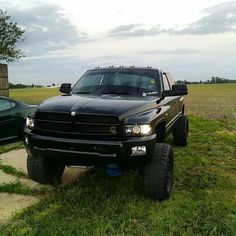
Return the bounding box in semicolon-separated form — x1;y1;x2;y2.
0;9;25;62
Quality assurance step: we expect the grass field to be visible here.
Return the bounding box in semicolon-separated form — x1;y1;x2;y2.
185;84;236;123
0;84;235;235
10;87;61;105
9;83;236;123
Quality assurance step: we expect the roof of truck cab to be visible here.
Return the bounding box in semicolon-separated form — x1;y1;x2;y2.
87;67;161;71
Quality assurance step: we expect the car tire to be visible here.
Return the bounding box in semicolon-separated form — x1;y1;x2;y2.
172;115;189;146
27;154;65;184
143;143;174;200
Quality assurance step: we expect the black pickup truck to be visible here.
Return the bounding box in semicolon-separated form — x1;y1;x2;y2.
24;67;188;200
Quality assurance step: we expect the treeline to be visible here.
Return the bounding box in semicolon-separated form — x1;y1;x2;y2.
9;83;43;89
177;76;236;84
208;76;236;84
9;76;236;88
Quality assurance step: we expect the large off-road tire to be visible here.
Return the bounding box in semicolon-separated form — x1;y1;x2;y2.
143;143;174;200
172;115;189;146
27;154;65;184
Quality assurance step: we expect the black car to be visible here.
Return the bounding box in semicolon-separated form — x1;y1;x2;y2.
0;96;37;141
25;67;188;200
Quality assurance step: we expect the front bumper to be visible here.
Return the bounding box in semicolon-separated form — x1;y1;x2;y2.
24;128;156;166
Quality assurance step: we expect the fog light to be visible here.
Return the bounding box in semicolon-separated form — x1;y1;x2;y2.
25;136;29;145
131;146;147;156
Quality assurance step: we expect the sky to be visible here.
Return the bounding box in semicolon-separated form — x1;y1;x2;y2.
0;0;236;85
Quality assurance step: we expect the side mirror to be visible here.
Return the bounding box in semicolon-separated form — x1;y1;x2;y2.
60;83;71;94
164;84;188;96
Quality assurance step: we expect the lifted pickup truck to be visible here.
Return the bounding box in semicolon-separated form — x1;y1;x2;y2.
24;66;188;200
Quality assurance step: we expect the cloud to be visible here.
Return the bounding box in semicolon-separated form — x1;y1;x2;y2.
110;24;143;33
9;55;90;85
168;1;236;35
110;24;164;37
109;1;236;37
2;1;236;85
139;48;203;55
8;4;90;57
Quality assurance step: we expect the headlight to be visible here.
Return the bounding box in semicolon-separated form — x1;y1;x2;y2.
26;117;35;129
125;124;152;136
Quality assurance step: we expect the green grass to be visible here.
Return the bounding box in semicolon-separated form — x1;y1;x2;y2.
0;164;27;178
0;180;48;196
0;116;235;235
10;87;60;105
0;141;24;155
0;181;36;195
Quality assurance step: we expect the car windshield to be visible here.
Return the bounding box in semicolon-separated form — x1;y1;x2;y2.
71;69;160;96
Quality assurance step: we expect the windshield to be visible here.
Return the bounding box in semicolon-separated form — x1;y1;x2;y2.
71;69;160;97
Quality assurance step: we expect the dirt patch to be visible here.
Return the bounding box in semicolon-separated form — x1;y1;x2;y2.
0;149;28;173
0;193;38;224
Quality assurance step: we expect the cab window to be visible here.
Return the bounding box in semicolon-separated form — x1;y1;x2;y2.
0;99;12;112
163;73;171;91
166;72;175;87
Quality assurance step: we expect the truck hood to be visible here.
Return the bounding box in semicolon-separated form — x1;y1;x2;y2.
38;94;158;119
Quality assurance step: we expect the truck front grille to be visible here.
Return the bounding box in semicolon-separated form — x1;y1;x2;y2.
34;112;122;140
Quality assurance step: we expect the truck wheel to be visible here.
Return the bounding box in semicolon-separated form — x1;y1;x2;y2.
143;143;174;200
27;154;65;184
172;115;189;146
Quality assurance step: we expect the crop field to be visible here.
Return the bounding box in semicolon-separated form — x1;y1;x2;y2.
9;83;236;124
0;84;235;235
185;84;236;124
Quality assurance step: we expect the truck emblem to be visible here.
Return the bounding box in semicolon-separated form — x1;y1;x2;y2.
71;111;76;116
110;126;117;134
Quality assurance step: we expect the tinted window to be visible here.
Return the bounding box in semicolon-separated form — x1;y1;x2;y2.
0;99;12;111
72;69;159;96
113;74;156;91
